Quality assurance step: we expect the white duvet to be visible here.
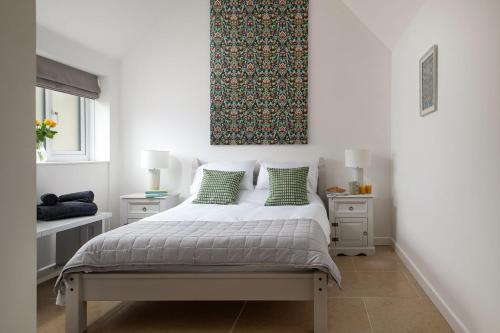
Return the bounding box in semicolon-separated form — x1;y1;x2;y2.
144;190;331;243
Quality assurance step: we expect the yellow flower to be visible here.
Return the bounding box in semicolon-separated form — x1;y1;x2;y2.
35;119;40;126
44;119;51;126
50;120;57;127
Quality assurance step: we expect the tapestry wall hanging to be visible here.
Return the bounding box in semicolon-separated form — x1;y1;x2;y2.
210;0;309;145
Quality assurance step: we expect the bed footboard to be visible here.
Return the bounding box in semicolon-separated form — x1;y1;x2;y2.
65;271;328;333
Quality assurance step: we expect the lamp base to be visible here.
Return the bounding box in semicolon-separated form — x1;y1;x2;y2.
353;167;364;183
147;169;160;191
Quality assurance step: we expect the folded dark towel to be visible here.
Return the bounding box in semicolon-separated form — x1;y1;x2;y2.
40;193;59;206
37;202;98;221
58;191;94;203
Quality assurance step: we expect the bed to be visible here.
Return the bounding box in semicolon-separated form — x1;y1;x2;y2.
57;176;340;333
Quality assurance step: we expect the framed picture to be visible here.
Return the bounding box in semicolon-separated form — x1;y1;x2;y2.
419;45;438;116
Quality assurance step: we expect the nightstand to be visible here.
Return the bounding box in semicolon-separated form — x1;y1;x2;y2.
327;194;375;256
120;193;179;226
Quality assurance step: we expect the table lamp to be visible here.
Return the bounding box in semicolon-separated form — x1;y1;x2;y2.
141;150;170;191
345;149;370;183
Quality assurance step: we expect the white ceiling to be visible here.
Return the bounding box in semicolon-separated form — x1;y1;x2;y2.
341;0;426;48
36;0;169;59
36;0;425;59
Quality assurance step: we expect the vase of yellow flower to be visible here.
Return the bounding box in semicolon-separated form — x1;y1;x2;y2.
36;141;47;162
36;119;57;162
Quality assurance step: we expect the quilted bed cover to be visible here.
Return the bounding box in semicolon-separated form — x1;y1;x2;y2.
56;190;340;304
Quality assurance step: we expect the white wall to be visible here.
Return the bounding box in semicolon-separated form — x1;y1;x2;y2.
119;0;393;240
0;0;36;332
391;0;500;332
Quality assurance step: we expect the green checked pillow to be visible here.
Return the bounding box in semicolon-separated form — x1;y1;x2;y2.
193;169;245;205
265;167;309;206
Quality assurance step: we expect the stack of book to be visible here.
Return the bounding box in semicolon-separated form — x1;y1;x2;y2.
145;190;168;198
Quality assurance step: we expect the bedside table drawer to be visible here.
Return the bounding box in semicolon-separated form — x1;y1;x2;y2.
127;201;160;214
126;218;144;225
335;201;367;214
120;193;180;227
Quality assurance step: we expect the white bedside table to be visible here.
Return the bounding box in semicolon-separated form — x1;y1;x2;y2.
327;193;375;256
120;193;180;226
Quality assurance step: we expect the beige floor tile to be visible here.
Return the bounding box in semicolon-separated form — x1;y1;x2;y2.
232;299;372;333
232;301;313;333
401;267;428;298
332;256;356;272
329;299;372;333
87;301;124;328
352;254;404;272
374;245;398;258
38;302;65;333
37;279;65;333
87;301;243;333
329;272;418;298
364;297;453;333
377;252;429;299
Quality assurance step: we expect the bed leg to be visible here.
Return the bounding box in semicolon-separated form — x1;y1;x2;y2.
65;274;86;333
313;272;328;333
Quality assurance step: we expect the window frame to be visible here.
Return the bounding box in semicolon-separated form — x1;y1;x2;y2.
38;88;95;162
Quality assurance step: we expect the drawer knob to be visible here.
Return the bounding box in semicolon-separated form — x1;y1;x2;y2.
349;206;354;211
142;207;147;212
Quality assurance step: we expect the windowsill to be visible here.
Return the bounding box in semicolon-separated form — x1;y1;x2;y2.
36;160;110;166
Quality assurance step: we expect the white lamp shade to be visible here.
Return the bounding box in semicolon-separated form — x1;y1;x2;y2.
141;150;170;169
345;149;370;168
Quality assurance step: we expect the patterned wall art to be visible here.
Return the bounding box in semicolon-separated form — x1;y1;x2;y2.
210;0;309;145
419;45;438;117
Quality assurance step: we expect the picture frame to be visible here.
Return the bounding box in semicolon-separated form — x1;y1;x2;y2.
419;45;438;116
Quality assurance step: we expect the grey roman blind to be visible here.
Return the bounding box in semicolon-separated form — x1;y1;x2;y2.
36;55;101;99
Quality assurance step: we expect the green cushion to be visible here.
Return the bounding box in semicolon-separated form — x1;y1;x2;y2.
193;169;245;205
265;167;309;206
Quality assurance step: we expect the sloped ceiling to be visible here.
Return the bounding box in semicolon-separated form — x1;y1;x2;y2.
341;0;426;48
37;0;426;58
36;0;169;59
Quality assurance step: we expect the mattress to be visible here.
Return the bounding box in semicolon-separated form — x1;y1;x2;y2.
148;190;332;243
56;190;340;304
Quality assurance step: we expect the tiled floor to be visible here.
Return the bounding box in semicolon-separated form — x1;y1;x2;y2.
37;246;453;333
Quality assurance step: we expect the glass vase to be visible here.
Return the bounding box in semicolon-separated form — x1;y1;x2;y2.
36;142;47;162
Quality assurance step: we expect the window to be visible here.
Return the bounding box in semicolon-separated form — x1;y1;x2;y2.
36;87;94;161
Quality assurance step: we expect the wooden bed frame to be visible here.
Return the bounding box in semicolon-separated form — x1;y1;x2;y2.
65;271;328;333
65;159;331;333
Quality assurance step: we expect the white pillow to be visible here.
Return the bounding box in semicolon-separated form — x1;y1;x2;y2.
190;160;256;194
255;161;319;193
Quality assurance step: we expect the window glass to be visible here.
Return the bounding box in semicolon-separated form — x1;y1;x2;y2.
35;87;45;120
35;87;93;161
50;90;82;152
